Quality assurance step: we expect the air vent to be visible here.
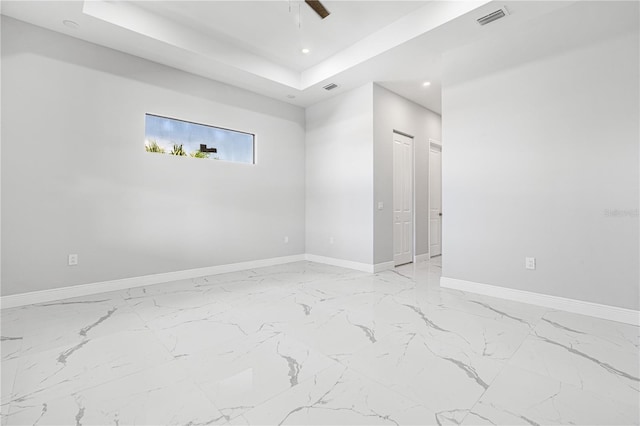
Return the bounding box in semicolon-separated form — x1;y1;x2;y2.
477;7;509;26
323;83;339;91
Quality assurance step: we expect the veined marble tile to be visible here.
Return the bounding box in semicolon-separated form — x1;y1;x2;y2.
176;331;337;420
8;328;173;407
539;309;640;349
124;284;235;325
197;278;284;306
225;414;251;425
241;363;438;425
1;358;19;407
6;359;226;425
145;310;255;357
1;335;23;362
508;310;640;407
333;272;415;295
438;291;549;328
1;307;25;344
282;299;400;363
192;269;257;286
192;262;368;303
392;282;549;330
272;269;404;303
3;259;636;426
283;278;536;365
267;285;342;318
6;292;127;327
348;295;536;362
345;329;506;414
463;365;639;425
120;278;198;300
245;261;369;286
5;299;147;361
183;263;369;317
143;294;314;357
227;294;331;335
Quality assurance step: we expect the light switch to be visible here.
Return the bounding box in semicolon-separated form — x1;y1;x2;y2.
377;202;384;210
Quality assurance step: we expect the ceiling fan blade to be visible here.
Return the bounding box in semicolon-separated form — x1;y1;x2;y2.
305;0;330;19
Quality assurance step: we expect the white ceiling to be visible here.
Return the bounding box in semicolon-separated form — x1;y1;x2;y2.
1;1;580;113
132;1;430;72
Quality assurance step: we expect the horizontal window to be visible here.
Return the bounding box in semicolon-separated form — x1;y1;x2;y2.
144;113;254;164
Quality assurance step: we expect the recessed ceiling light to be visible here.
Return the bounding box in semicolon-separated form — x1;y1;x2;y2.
422;81;431;87
301;48;310;54
63;20;79;30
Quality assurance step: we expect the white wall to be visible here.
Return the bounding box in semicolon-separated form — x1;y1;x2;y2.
441;2;639;310
1;17;306;296
305;83;441;268
373;84;442;264
305;84;374;265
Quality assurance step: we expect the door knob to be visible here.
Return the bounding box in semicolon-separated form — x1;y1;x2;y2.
439;213;442;216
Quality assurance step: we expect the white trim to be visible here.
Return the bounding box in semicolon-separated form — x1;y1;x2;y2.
374;261;395;273
441;277;640;326
1;254;396;309
428;140;442;258
392;130;415;267
412;133;416;268
304;254;374;273
414;253;430;263
0;255;306;309
304;254;393;273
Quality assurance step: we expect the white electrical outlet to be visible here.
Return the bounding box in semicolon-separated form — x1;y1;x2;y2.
68;254;78;266
284;236;289;244
525;257;536;270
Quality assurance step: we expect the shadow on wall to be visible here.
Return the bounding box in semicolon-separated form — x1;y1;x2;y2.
444;1;639;86
0;16;302;121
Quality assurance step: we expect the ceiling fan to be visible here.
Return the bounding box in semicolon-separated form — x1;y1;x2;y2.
304;0;330;19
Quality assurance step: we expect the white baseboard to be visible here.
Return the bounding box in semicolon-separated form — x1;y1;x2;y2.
304;254;374;273
441;277;640;326
414;253;430;263
1;254;306;309
0;253;390;309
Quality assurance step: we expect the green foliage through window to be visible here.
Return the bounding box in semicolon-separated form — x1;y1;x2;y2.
144;113;254;164
145;140;165;153
190;151;209;159
170;144;187;156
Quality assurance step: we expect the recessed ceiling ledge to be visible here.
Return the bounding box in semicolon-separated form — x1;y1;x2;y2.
82;0;302;90
300;0;491;88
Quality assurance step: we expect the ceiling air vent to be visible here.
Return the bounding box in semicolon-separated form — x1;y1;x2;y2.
477;7;509;26
323;83;339;91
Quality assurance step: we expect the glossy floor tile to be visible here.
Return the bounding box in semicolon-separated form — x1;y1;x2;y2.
1;259;638;425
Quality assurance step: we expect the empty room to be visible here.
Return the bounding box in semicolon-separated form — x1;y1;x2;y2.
1;0;638;425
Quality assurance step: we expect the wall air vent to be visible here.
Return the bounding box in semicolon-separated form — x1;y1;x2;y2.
323;83;339;91
477;7;509;26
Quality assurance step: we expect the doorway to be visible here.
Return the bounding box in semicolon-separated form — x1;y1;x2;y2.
393;131;414;266
429;140;442;257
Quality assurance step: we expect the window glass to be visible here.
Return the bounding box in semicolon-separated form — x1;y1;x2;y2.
144;113;254;164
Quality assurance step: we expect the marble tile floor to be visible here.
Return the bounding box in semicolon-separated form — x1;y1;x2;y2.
1;259;638;425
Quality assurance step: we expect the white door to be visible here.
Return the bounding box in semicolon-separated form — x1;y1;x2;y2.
429;142;442;257
393;132;413;266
